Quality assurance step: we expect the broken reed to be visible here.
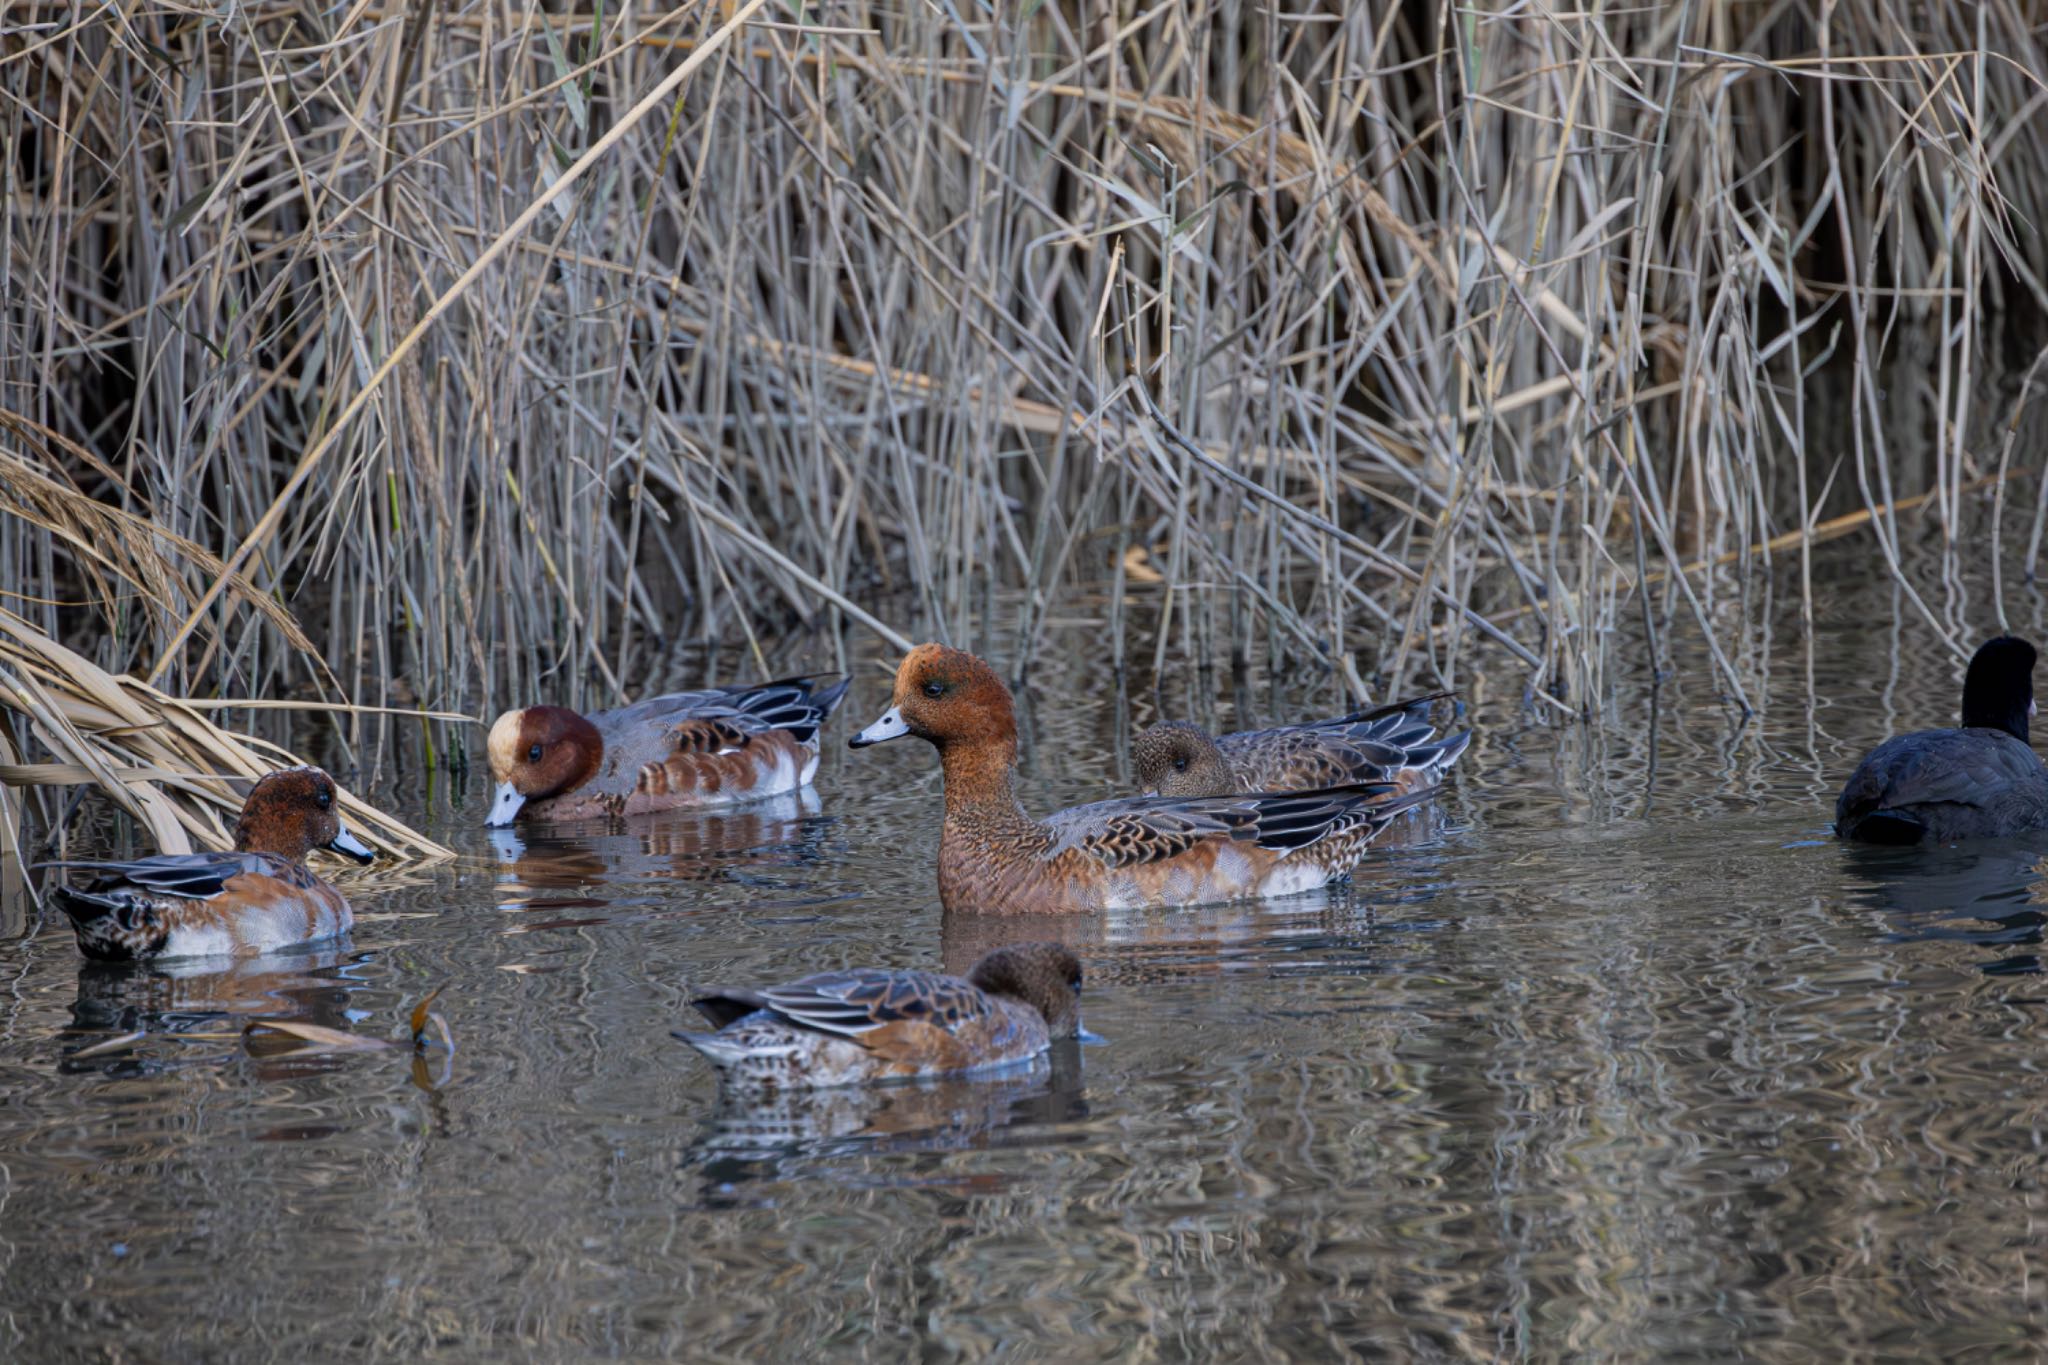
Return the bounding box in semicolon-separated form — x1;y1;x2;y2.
3;0;2045;748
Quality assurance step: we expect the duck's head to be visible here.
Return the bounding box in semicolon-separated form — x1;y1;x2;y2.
1132;721;1236;798
234;767;375;865
1961;635;2037;742
485;706;603;826
849;643;1017;755
968;940;1083;1038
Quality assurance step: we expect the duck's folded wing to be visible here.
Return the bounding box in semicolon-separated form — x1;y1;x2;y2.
1218;729;1409;789
754;968;993;1039
615;675;852;745
44;851;282;899
1046;783;1420;869
1221;693;1463;789
1848;732;2039;813
718;675;852;743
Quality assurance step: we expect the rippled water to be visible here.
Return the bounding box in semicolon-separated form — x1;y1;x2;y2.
4;550;2048;1360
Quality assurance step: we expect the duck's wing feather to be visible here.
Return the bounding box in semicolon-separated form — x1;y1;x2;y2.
601;675;852;746
1044;783;1422;869
1839;728;2043;817
43;851;288;899
743;968;992;1040
1217;693;1467;791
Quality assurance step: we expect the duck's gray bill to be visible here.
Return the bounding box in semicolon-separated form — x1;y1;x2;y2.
326;825;376;864
849;706;909;748
483;781;527;828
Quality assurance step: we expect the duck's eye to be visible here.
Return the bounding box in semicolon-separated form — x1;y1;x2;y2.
1172;756;1188;771
316;788;332;809
528;743;544;763
922;682;946;699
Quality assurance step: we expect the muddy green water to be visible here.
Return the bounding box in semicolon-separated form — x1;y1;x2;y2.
3;551;2048;1361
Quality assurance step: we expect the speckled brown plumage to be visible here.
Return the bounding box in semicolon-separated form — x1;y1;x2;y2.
485;674;850;826
849;644;1427;914
48;768;374;963
673;941;1083;1088
1134;695;1469;800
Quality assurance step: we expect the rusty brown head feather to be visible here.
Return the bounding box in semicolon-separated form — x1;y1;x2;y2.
1133;721;1236;798
967;940;1083;1037
233;767;374;865
485;706;604;826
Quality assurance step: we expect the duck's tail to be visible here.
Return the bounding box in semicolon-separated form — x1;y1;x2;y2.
670;1029;736;1067
1410;728;1473;783
47;883;160;962
51;882;120;927
1838;809;1926;845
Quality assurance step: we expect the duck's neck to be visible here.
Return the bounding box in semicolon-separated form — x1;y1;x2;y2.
937;737;1035;832
233;822;309;862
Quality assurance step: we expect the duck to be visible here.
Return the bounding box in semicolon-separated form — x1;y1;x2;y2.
673;941;1083;1088
484;673;850;826
1133;693;1470;799
847;643;1427;912
1835;634;2048;845
50;767;375;962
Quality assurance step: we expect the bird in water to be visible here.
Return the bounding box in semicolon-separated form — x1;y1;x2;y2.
673;941;1084;1088
1834;635;2048;845
1132;693;1468;800
47;767;375;962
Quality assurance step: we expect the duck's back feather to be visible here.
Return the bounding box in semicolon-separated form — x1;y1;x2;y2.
1836;726;2048;843
1043;782;1419;868
1214;697;1470;794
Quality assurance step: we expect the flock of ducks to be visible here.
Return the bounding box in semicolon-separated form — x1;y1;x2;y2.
41;635;2048;1089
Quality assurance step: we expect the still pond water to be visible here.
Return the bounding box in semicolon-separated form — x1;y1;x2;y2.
3;557;2048;1360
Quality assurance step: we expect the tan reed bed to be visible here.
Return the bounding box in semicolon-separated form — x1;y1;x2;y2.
0;0;2043;756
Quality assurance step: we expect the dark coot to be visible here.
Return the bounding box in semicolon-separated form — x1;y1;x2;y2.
1835;636;2048;845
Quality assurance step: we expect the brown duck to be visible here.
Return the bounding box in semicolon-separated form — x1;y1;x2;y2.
674;941;1084;1088
1133;693;1469;799
485;674;849;826
848;644;1426;913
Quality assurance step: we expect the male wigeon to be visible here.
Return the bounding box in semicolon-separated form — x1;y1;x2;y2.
1133;694;1470;800
484;674;850;826
50;767;375;962
1836;635;2048;844
848;644;1427;912
673;941;1083;1088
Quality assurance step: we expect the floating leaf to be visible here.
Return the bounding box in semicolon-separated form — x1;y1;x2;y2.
409;985;445;1046
69;1030;148;1059
243;1021;392;1053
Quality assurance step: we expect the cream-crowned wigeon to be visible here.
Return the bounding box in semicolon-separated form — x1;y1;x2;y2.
847;644;1426;913
50;767;374;962
1836;635;2048;844
484;674;850;826
1133;694;1470;800
673;941;1083;1088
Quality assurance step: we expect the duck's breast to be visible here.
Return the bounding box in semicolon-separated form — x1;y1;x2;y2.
159;871;352;959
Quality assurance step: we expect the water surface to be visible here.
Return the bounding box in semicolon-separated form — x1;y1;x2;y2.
3;556;2048;1360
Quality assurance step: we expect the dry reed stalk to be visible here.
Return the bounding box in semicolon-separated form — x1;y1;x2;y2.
0;608;451;888
0;0;2039;758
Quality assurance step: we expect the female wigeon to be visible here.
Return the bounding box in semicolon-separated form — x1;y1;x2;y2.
673;941;1082;1088
1133;694;1470;799
848;644;1426;912
51;767;375;962
1836;635;2048;844
484;674;850;826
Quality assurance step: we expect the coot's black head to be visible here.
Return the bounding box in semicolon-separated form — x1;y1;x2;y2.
1961;635;2036;742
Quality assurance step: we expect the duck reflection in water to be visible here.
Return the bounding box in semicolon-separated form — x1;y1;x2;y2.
1840;839;2048;973
679;1047;1089;1207
486;789;829;920
63;946;365;1077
